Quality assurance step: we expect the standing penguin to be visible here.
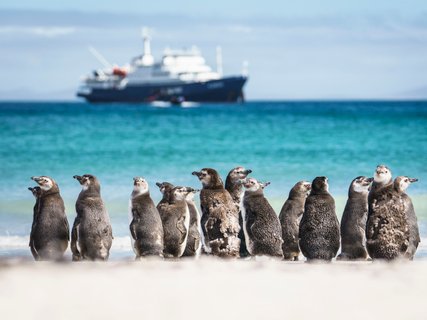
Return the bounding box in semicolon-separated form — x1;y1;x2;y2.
29;176;69;261
337;176;373;260
158;186;191;258
225;166;252;257
402;178;420;260
71;174;113;261
182;187;203;257
192;168;240;258
241;178;283;258
278;181;311;261
366;176;415;260
129;177;164;259
299;176;340;261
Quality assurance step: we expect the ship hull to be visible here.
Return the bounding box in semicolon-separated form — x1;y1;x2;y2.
77;76;247;103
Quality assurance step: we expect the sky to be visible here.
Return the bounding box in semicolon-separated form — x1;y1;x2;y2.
1;0;427;100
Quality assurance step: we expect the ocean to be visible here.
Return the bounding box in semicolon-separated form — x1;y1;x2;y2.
0;101;426;259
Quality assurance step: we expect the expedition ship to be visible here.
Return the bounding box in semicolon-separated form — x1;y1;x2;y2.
76;29;248;103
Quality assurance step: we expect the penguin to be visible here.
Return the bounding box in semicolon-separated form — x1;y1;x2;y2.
182;187;203;258
366;176;415;260
225;166;252;257
402;178;420;260
158;186;191;258
299;176;340;261
71;174;113;261
241;178;283;258
337;176;373;261
29;176;69;261
278;181;311;261
192;168;240;258
129;177;164;259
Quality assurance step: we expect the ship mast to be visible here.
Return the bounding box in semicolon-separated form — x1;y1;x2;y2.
216;46;223;77
140;27;154;66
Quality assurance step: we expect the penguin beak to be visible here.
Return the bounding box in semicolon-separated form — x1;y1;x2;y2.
156;182;162;188
367;177;374;183
73;175;83;182
192;171;202;178
31;176;42;182
245;169;252;175
261;181;271;189
409;178;418;183
28;187;33;191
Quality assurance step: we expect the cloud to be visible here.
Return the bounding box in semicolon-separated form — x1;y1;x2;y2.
0;26;76;37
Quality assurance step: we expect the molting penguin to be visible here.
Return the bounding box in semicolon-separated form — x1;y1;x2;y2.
192;168;240;258
129;177;164;259
366;176;415;260
337;176;373;261
158;186;191;258
225;166;252;258
241;178;283;258
182;187;203;257
299;176;340;262
71;174;113;261
278;181;311;261
29;176;69;261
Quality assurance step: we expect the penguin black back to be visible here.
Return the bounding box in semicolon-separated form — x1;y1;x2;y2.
279;181;311;261
299;176;340;261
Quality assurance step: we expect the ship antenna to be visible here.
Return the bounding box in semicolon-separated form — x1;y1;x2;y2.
88;46;112;69
140;27;154;66
242;60;249;76
216;46;223;77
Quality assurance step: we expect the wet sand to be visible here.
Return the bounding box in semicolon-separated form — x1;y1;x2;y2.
0;258;426;320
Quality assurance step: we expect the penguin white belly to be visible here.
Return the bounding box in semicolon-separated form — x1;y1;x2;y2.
195;208;203;257
178;206;191;257
128;199;137;255
240;204;254;255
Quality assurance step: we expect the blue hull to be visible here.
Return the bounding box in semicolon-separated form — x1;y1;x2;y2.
77;76;247;103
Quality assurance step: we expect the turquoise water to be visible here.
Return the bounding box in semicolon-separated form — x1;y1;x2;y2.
0;101;426;258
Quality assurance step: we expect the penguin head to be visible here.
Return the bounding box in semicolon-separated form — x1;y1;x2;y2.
28;186;42;198
133;177;149;195
228;167;252;181
311;176;329;193
374;165;392;184
171;186;192;201
31;176;55;191
350;176;373;195
192;168;223;189
394;176;418;193
73;174;100;191
290;181;312;198
242;178;263;193
156;182;174;195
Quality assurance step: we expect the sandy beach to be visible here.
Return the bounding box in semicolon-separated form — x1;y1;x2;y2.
0;258;426;320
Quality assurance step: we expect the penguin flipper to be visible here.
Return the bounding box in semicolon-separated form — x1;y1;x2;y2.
71;217;81;258
129;219;137;240
63;216;70;241
176;216;188;246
